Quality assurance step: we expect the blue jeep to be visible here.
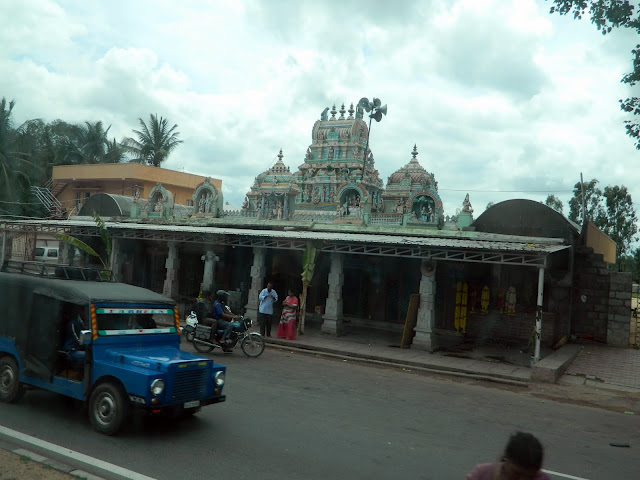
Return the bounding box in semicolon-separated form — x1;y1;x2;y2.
0;261;226;435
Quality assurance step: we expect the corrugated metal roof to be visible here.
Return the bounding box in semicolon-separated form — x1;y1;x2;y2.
2;219;569;254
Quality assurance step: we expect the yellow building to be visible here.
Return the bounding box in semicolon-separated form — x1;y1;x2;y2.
52;163;222;214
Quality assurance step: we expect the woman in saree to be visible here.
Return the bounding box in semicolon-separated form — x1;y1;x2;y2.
277;289;299;340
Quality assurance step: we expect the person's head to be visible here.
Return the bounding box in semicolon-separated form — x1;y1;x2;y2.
501;432;544;480
266;281;273;291
216;290;230;303
202;290;213;301
288;289;295;296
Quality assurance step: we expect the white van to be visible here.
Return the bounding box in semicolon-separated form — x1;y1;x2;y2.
35;246;59;263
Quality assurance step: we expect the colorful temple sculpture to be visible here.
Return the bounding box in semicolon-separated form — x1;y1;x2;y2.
381;144;444;226
242;103;449;227
193;177;223;217
244;149;299;220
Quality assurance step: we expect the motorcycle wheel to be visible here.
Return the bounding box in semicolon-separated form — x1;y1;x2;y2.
183;329;195;343
241;333;265;358
193;339;215;354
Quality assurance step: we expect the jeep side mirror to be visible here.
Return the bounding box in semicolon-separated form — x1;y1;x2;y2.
80;330;92;344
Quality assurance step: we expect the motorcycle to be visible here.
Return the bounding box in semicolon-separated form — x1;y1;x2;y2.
182;309;265;358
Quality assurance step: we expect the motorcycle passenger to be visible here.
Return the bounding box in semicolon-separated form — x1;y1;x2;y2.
212;290;241;352
193;290;217;341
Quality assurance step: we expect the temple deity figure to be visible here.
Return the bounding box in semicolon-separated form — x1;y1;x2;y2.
242;197;249;210
462;193;473;213
328;146;334;159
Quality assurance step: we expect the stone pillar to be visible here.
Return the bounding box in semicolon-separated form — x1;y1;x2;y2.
60;242;73;265
201;250;219;293
162;241;180;298
412;262;437;352
244;247;266;320
109;237;123;282
322;253;344;335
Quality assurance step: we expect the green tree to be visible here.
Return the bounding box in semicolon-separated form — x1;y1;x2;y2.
601;184;638;257
0;98;43;217
568;178;638;258
122;114;183;167
568;178;605;224
544;194;564;213
549;1;640;148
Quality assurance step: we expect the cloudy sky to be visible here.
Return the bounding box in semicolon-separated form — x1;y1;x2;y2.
2;0;638;216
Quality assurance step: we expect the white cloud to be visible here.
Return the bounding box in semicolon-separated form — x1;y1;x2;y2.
1;0;638;218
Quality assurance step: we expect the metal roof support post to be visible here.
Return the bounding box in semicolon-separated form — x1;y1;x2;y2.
1;227;6;267
534;265;545;363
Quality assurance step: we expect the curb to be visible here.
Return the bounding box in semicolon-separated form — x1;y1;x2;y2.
0;437;105;480
266;340;531;387
0;425;157;480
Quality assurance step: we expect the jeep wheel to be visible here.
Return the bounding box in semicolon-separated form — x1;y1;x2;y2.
89;382;129;435
0;356;25;403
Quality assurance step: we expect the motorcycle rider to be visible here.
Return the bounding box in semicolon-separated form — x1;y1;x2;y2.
192;290;217;342
212;290;242;353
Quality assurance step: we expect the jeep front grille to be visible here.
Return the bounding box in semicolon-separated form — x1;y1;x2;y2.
171;367;208;402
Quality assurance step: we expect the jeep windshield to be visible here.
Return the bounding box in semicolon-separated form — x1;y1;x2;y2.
94;305;178;336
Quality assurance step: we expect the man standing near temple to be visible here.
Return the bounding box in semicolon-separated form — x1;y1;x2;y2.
258;281;278;337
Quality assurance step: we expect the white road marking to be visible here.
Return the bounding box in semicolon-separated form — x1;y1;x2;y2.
0;425;157;480
543;468;590;479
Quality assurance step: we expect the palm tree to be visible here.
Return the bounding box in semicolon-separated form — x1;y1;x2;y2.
121;114;183;167
0;98;39;201
104;137;125;163
80;121;111;164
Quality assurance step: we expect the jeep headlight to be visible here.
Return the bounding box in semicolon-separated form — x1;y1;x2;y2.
150;379;165;396
214;371;225;387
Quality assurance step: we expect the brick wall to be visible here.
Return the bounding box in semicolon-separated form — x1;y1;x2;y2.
608;271;632;346
571;246;631;345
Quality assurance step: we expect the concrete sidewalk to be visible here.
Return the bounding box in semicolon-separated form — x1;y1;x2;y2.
263;321;640;393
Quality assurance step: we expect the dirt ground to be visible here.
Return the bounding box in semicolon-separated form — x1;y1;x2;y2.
0;448;77;480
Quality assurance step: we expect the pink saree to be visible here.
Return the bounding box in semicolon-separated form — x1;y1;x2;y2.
277;295;298;340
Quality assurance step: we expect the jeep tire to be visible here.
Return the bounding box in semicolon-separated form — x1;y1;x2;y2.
0;356;25;403
89;382;129;435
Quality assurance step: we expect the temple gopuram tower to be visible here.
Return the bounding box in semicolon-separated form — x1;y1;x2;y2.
382;145;443;225
244;149;299;220
294;103;384;223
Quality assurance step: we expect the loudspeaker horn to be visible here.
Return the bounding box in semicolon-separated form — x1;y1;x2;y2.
378;104;388;116
358;97;371;112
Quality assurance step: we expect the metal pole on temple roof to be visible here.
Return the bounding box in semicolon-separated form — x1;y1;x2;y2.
534;264;545;363
356;97;387;183
1;226;6;268
361;115;373;183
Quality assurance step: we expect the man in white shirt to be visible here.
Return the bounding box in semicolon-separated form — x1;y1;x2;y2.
258;281;278;337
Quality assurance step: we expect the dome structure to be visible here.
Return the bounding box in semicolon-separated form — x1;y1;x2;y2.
386;145;436;189
381;145;443;223
245;150;299;220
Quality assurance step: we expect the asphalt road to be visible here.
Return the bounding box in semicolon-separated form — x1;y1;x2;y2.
1;344;639;480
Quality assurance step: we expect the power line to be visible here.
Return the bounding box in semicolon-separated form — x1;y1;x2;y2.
438;188;574;194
